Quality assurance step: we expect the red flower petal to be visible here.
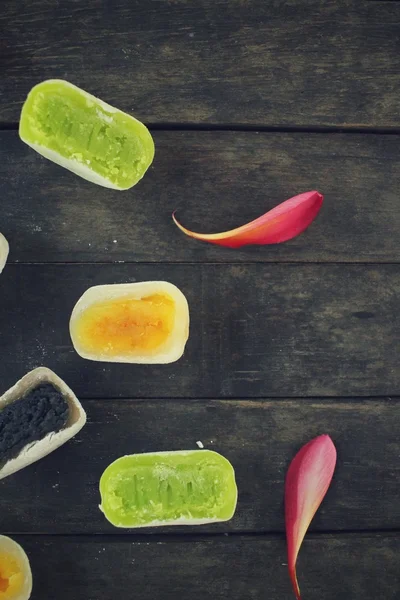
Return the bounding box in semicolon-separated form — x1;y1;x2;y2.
285;435;337;600
172;190;323;248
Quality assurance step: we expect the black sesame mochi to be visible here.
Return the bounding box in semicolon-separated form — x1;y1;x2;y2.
0;367;86;479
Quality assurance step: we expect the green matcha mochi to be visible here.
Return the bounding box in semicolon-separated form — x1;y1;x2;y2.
99;450;238;527
19;80;154;190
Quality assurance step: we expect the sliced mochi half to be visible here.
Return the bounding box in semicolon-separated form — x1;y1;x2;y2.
69;281;190;364
99;450;238;528
0;233;9;274
0;535;32;600
19;79;154;190
0;367;86;480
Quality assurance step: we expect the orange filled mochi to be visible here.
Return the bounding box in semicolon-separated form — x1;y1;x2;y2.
0;536;32;600
69;281;189;364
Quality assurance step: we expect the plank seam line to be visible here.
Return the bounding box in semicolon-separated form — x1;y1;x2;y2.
2;122;400;135
79;395;400;401
4;529;400;541
7;261;400;266
150;124;400;135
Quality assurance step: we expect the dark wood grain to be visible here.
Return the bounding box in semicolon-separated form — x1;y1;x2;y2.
0;263;398;398
11;533;400;600
2;130;400;263
2;0;399;595
1;1;400;127
1;398;399;534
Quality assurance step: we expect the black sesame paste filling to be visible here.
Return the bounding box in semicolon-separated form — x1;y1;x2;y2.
0;383;70;464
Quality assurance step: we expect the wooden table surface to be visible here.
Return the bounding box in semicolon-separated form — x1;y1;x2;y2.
1;1;400;598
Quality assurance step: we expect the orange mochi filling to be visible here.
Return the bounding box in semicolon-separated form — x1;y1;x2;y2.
0;554;24;598
73;293;176;357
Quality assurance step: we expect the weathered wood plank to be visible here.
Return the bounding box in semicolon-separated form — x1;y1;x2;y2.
1;398;399;534
0;264;398;398
12;534;400;600
1;1;400;127
2;131;400;263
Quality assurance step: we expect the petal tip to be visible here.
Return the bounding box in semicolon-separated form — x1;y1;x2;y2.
314;434;337;458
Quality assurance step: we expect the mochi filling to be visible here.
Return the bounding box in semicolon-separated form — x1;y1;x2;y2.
0;384;69;463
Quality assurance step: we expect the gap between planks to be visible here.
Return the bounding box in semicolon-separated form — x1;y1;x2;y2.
7;261;400;266
3;531;400;542
79;396;400;403
3;122;400;135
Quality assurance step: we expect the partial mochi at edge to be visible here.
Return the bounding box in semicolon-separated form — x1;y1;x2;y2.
0;233;9;274
0;367;86;480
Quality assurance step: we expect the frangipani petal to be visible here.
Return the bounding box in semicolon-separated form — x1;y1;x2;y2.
173;190;323;248
285;435;337;600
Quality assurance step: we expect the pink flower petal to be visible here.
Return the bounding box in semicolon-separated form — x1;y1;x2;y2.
285;435;337;599
173;190;323;248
